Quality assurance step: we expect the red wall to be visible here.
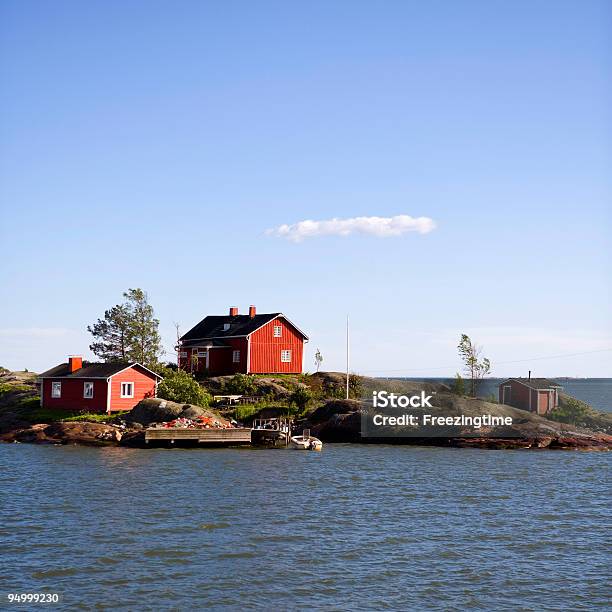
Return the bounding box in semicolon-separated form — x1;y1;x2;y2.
42;378;108;412
249;318;304;374
42;366;157;413
108;367;157;411
499;381;559;414
180;338;249;376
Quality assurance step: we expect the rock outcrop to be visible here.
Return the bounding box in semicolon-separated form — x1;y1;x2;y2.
1;421;122;445
300;394;612;450
125;398;229;427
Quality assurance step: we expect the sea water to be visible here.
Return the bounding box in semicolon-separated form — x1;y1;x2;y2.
1;443;609;609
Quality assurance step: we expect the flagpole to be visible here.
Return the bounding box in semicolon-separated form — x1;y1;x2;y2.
346;315;350;400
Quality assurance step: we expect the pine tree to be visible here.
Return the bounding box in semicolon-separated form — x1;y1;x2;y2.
123;289;162;368
88;304;130;362
88;289;163;368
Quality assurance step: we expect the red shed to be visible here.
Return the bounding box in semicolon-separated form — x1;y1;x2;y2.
498;377;562;415
178;305;308;376
38;356;162;413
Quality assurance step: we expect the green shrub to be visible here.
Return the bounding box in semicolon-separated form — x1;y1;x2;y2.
450;373;465;396
289;386;312;412
233;404;262;422
224;374;257;395
548;397;589;426
156;368;211;406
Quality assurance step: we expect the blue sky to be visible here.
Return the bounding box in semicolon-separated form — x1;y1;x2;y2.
1;0;610;376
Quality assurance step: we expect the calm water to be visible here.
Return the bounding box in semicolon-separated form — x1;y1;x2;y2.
410;378;612;412
1;444;610;610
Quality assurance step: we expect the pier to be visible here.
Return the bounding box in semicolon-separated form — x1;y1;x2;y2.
145;427;252;445
144;417;294;447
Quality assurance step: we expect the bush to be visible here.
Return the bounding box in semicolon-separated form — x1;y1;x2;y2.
289;386;312;412
224;374;257;395
156;368;211;406
548;397;589;426
450;373;465;396
349;373;364;399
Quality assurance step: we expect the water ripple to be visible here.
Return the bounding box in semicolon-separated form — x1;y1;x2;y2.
0;444;609;610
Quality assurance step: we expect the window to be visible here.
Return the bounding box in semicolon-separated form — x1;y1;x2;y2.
281;350;292;363
273;325;282;337
120;382;134;398
179;351;187;358
223;323;231;331
195;349;208;357
51;381;61;398
232;350;240;363
83;382;94;399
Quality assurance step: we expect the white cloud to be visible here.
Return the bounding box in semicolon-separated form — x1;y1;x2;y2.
266;214;437;242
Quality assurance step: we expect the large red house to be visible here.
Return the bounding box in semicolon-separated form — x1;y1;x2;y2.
498;377;562;415
38;356;162;413
178;306;308;375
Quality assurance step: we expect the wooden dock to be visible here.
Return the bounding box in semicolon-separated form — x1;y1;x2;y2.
145;428;252;445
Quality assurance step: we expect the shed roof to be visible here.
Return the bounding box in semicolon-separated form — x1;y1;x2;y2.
38;362;161;379
502;378;563;390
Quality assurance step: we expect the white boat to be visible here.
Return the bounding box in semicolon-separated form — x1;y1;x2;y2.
290;433;323;451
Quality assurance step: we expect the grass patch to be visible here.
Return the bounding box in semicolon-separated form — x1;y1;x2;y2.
23;407;77;422
62;412;129;423
0;383;33;395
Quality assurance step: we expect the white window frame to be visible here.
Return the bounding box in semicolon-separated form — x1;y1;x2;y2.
51;381;62;398
179;351;187;358
281;350;292;363
195;349;208;358
223;323;231;331
273;325;282;337
83;381;94;399
232;350;240;363
120;382;134;398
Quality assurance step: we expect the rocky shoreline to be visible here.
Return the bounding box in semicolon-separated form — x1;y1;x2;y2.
1;397;611;451
1;371;611;451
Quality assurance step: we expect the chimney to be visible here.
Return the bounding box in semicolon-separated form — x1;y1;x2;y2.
68;356;82;373
528;370;531;380
229;307;238;317
249;305;256;318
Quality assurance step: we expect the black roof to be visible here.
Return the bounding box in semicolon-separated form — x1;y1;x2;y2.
181;313;286;341
503;378;563;390
38;362;159;379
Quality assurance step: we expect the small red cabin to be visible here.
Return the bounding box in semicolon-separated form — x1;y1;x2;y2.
38;356;162;413
178;305;308;376
498;377;562;415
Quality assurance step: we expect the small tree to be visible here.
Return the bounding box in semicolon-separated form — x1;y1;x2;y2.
156;368;211;406
314;349;323;373
457;334;491;397
451;373;465;396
